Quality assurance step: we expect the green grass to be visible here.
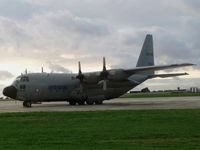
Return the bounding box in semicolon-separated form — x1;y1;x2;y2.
121;92;200;98
0;109;200;150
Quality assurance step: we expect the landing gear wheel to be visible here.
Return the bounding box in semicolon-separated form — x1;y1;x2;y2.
86;100;94;105
77;100;85;105
23;101;32;107
95;100;103;105
69;101;76;105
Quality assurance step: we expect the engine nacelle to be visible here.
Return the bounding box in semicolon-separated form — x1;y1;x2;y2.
107;69;128;81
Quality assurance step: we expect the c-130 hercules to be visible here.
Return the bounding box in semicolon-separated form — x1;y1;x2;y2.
3;34;194;107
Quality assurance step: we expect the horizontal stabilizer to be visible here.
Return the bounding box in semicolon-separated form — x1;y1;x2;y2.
148;73;189;79
125;63;194;75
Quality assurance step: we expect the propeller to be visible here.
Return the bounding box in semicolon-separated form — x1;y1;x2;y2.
76;58;109;92
25;69;27;74
100;57;109;91
76;61;84;93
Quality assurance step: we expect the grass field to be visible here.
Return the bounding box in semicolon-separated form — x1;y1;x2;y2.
121;92;200;98
0;109;200;150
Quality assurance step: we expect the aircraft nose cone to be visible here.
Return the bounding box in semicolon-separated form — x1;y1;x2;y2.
3;86;17;99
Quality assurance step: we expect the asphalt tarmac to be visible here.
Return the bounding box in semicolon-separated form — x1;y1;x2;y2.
0;96;200;113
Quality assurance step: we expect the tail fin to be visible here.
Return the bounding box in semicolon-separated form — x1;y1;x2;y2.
136;34;154;75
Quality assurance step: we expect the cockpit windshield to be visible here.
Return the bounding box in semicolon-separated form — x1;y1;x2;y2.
16;76;29;82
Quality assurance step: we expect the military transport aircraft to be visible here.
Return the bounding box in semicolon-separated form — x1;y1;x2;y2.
3;34;194;107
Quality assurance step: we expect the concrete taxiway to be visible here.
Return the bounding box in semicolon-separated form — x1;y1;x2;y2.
0;96;200;113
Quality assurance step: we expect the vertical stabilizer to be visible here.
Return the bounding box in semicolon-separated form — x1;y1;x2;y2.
136;34;154;75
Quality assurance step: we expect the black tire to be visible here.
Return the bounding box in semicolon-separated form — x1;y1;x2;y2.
77;100;85;105
86;100;94;105
95;100;103;105
23;101;32;107
69;100;76;105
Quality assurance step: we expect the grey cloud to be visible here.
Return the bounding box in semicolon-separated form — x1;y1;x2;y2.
110;53;138;69
0;0;51;20
182;0;200;13
49;11;110;36
0;0;199;75
0;16;29;42
47;62;71;73
0;71;14;80
0;9;111;63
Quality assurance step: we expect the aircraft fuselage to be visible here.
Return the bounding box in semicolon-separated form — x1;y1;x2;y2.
3;72;142;105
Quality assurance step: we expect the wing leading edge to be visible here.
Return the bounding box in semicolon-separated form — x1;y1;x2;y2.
124;63;194;75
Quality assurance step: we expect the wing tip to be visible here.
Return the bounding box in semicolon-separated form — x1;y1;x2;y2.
173;63;196;67
185;63;196;66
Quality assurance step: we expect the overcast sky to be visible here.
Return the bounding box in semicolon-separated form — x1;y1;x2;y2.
0;0;199;95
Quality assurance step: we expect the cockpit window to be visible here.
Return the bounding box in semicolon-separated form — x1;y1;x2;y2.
16;76;29;82
21;76;29;82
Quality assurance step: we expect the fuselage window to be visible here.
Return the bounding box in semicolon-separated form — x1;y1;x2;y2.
20;85;26;91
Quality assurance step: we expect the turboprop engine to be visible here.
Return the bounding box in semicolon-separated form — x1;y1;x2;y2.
76;58;129;91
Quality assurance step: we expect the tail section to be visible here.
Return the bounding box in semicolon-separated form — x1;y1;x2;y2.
136;34;154;75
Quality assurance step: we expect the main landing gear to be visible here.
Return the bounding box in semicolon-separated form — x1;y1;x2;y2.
69;99;103;105
22;99;103;107
23;101;32;107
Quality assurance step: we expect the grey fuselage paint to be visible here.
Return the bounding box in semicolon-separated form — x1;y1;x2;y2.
11;72;147;102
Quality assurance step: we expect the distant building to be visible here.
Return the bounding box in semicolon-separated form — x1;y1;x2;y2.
190;87;199;93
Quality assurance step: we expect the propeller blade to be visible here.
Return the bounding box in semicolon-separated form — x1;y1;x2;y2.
76;61;84;93
103;80;107;91
78;61;82;74
100;57;109;91
80;83;83;93
103;57;106;71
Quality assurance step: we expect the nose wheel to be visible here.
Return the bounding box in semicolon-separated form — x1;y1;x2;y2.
23;101;32;107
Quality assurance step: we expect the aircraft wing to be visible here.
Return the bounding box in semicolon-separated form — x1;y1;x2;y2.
124;63;194;75
148;73;189;79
